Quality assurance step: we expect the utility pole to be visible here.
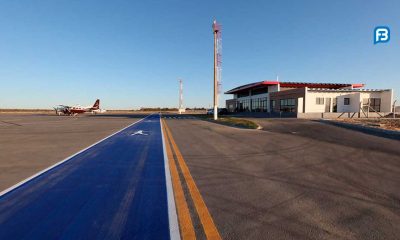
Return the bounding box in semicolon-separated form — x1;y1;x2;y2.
178;79;185;114
212;20;221;120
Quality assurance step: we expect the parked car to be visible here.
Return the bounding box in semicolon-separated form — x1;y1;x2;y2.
206;108;228;115
219;108;228;115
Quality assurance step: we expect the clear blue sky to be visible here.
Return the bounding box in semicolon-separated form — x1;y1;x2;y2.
0;0;399;109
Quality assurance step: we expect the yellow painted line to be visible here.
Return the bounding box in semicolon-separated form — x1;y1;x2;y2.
162;120;196;240
164;121;222;240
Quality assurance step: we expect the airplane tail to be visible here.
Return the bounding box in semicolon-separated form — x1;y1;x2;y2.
92;99;100;109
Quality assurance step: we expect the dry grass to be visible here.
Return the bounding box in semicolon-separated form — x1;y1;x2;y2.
198;115;259;129
339;118;400;131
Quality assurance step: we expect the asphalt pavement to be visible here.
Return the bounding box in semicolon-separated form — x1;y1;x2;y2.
166;117;400;240
0;114;139;191
2;113;399;239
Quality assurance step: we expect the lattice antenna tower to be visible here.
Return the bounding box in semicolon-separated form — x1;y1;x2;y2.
215;22;222;94
212;20;222;120
178;79;184;114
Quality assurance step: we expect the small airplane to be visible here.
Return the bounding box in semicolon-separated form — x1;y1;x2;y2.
54;99;106;116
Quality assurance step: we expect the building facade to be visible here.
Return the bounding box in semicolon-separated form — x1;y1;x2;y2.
225;81;394;117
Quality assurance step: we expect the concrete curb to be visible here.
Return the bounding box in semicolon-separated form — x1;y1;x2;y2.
319;120;400;141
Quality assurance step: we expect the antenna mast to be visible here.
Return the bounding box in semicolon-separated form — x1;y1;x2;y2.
178;79;185;114
212;20;222;120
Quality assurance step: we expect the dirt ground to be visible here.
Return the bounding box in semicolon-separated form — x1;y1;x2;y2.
338;118;400;131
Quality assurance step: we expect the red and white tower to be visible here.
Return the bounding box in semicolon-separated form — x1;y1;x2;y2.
212;20;222;120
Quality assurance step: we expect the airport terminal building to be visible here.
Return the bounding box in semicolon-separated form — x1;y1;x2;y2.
225;81;394;117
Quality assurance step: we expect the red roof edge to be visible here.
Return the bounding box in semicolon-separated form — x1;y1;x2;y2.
261;81;279;85
224;80;279;94
225;81;365;94
352;83;365;88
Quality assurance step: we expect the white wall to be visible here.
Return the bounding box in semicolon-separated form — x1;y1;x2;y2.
297;97;304;113
305;91;352;113
337;93;360;112
305;90;392;113
380;89;393;112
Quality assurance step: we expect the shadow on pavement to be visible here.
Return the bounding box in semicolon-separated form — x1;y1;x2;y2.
318;120;400;141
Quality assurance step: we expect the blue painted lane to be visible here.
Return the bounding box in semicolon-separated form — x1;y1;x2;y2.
0;114;171;239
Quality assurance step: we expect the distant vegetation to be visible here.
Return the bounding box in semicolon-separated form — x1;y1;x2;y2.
139;107;206;112
186;107;206;110
0;107;207;113
140;108;178;111
0;109;53;113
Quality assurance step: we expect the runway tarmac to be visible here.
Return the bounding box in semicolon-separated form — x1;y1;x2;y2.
0;114;175;239
0;114;141;191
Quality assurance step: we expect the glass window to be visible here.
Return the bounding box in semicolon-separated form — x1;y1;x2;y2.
371;98;381;112
271;100;276;112
246;97;268;112
316;97;324;105
279;98;296;112
344;98;350;105
261;97;267;112
362;98;381;112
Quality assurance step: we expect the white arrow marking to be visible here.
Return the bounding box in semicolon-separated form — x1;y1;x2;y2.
131;130;149;136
